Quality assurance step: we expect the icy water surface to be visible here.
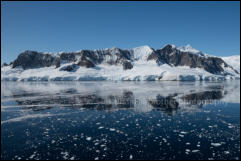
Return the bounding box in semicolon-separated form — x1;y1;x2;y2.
1;81;240;160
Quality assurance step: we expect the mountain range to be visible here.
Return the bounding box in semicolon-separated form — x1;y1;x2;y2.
1;44;240;81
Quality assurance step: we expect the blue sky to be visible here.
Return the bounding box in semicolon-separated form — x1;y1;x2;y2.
1;1;240;63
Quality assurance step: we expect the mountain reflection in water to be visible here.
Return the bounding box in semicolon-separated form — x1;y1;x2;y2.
1;81;240;160
1;81;239;115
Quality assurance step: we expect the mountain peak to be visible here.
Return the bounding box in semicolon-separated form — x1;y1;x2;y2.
131;45;154;61
132;45;152;51
177;44;200;54
162;44;176;49
184;44;192;48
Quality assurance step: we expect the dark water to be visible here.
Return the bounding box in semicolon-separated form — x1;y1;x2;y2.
1;81;240;160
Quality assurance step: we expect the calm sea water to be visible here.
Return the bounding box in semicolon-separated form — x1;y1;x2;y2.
1;81;240;160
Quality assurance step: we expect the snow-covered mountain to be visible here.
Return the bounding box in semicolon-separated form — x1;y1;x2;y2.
1;44;240;81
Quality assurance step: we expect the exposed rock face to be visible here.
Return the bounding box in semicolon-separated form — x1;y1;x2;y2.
77;59;95;68
59;52;76;63
79;50;101;64
52;57;61;68
122;61;133;70
2;62;8;67
59;64;79;72
12;51;57;69
147;45;234;75
76;48;132;66
101;48;132;65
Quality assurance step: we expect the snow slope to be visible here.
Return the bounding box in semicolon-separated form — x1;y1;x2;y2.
221;55;240;73
130;45;154;61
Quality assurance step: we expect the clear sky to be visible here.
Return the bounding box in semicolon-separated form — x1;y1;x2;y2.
1;1;240;63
